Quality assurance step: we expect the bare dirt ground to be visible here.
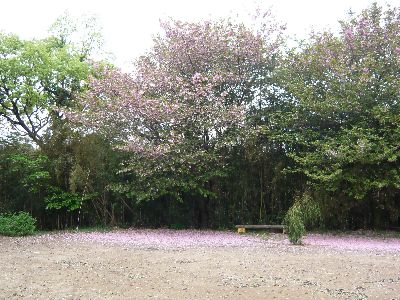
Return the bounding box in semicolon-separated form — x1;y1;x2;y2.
0;229;399;300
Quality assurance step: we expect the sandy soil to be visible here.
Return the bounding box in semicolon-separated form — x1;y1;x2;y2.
0;230;399;300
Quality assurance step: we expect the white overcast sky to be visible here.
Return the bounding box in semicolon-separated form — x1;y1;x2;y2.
0;0;397;69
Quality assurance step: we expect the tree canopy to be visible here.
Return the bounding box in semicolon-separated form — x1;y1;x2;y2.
1;4;399;231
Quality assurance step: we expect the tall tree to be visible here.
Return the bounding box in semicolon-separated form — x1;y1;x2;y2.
0;34;90;148
68;16;283;226
276;4;400;227
0;14;102;149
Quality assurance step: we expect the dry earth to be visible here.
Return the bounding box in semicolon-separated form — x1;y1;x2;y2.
0;230;399;300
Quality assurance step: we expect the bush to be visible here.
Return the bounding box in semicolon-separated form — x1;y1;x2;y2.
284;205;305;244
284;190;321;244
0;212;37;236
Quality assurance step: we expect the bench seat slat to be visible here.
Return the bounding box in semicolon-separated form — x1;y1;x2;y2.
235;225;285;229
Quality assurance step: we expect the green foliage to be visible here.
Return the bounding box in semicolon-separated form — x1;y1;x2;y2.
8;154;50;194
0;212;37;236
0;145;52;217
0;30;91;147
49;12;104;58
45;187;95;212
1;4;400;231
293;5;398;195
274;4;400;228
284;205;305;245
284;191;321;244
169;223;186;230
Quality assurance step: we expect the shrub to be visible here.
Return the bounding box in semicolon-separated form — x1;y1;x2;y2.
284;190;321;244
284;204;305;244
0;212;37;236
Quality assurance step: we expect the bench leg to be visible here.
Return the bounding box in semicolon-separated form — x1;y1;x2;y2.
237;227;246;234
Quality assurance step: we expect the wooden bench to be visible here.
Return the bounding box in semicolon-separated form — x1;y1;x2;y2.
235;224;286;234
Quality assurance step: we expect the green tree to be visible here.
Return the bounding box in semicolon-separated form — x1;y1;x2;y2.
276;4;400;228
0;141;50;218
0;33;90;148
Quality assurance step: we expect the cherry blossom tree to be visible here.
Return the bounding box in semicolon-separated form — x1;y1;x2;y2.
69;14;284;225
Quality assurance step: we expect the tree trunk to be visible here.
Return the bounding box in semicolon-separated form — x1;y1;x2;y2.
198;197;209;228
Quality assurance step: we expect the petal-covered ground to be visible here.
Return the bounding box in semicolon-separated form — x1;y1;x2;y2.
15;229;266;250
74;229;266;248
304;233;400;252
1;230;400;299
7;228;400;253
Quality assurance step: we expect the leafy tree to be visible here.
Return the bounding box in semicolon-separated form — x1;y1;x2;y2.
0;33;90;148
68;16;283;226
276;3;400;227
2;4;399;232
49;12;103;59
0;13;103;149
0;142;50;218
0;15;113;228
